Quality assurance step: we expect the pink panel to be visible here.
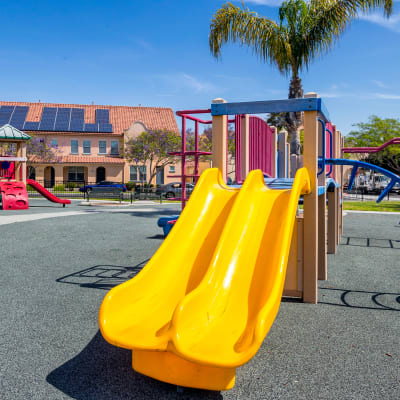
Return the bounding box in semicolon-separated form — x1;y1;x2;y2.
248;116;274;177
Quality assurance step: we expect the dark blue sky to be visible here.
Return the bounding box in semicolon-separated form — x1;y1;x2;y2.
1;0;400;134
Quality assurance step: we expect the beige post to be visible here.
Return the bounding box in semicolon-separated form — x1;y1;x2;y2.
290;154;298;178
318;119;327;280
278;130;288;178
302;92;319;303
21;142;27;183
240;114;250;180
270;126;277;177
212;98;228;181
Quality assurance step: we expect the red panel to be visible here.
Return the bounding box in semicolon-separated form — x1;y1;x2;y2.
0;181;29;210
0;161;15;179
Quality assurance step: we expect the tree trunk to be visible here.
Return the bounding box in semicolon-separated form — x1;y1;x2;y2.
286;74;304;155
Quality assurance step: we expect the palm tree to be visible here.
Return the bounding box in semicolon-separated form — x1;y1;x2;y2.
209;0;393;155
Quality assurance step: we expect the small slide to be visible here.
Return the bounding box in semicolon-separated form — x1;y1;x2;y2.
27;179;71;206
99;168;310;390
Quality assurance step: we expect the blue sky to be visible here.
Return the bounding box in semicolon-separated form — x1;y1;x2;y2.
1;0;400;135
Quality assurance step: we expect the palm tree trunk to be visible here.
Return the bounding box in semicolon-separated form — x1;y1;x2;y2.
286;74;304;155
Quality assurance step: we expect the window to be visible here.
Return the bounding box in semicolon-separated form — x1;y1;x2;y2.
71;140;78;154
130;165;147;182
51;139;58;148
169;165;175;173
83;140;91;154
99;140;107;154
68;166;85;182
110;140;119;155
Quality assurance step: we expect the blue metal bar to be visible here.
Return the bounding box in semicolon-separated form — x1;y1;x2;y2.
211;98;330;122
324;158;400;203
326;127;333;177
317;118;326;176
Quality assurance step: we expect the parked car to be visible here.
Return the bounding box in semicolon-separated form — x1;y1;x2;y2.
156;182;195;199
79;181;127;194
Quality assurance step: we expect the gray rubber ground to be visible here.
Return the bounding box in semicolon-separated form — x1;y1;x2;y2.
0;205;399;399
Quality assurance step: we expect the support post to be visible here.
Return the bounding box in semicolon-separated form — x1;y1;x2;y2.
240;114;249;180
21;142;27;183
278;130;288;178
212;98;228;181
317;119;327;280
302;92;319;303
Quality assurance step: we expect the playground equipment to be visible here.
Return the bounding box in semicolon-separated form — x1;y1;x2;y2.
98;94;400;390
100;93;348;390
0;124;70;210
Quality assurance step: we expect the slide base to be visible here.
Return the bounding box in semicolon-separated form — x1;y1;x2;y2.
132;349;236;391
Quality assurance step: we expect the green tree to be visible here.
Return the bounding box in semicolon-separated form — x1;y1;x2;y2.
345;115;400;174
0;133;59;165
209;0;393;155
124;130;181;186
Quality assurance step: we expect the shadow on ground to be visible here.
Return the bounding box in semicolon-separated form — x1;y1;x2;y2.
46;331;222;400
340;236;400;249
319;287;400;311
56;262;148;290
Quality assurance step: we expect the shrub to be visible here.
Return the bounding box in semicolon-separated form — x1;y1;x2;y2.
125;181;136;191
53;184;65;191
66;182;77;191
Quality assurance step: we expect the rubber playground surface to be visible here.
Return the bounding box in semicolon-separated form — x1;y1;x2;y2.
1;200;399;399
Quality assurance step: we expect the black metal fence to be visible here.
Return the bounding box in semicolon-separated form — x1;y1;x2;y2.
343;186;400;202
26;180;169;203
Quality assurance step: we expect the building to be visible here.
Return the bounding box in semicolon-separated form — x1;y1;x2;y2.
0;100;180;187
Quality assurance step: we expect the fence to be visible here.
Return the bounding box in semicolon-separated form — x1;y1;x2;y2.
343;186;400;202
25;180;170;203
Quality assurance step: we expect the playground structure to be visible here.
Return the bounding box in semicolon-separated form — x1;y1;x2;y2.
99;94;400;391
0;124;70;209
99;93;346;390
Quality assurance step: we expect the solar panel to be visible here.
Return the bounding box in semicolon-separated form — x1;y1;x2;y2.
98;123;113;133
95;109;109;123
71;108;84;120
69;120;84;131
0;105;15;125
23;121;40;130
9;106;29;129
54;107;71;131
39;107;57;131
84;123;98;132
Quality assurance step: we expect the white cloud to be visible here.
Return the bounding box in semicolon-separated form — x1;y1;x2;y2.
157;73;217;94
371;80;388;88
318;90;400;100
181;74;216;93
374;93;400;99
359;13;400;32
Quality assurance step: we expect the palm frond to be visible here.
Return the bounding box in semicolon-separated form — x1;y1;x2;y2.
305;0;393;62
209;2;290;73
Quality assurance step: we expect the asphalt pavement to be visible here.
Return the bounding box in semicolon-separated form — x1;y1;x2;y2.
0;203;399;399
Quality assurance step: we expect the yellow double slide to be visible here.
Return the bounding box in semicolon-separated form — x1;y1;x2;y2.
99;167;310;390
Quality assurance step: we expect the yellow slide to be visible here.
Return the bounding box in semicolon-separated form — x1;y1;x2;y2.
99;167;310;391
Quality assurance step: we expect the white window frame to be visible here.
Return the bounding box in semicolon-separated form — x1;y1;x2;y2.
70;140;79;154
98;140;107;154
83;140;91;155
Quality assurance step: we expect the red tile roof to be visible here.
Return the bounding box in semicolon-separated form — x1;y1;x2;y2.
30;155;125;164
0;101;179;135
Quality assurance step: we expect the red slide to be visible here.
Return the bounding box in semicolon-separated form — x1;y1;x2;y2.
27;179;71;206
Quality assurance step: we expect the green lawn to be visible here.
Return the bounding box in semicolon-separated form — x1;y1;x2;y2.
343;201;400;212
